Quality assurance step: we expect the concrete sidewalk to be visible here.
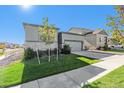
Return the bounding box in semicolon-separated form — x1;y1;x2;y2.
11;55;124;88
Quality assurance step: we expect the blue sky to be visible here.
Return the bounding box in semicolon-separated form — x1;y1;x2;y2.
0;5;116;44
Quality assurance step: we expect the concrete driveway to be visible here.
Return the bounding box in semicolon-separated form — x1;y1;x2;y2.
72;51;116;60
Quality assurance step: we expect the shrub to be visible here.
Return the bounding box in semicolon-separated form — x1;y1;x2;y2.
24;47;61;60
103;43;108;50
61;48;64;54
61;44;71;54
38;48;60;57
52;48;60;55
37;50;47;57
53;48;57;54
24;48;36;60
50;49;54;55
96;43;108;51
84;46;89;50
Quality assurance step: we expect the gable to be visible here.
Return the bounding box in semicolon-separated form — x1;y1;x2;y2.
93;30;108;36
99;30;108;35
68;27;93;35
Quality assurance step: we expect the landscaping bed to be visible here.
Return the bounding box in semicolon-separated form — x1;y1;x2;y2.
83;65;124;88
0;54;100;87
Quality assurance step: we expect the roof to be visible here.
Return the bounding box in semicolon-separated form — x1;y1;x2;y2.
60;28;108;36
68;27;93;35
59;32;84;36
93;29;108;35
23;22;59;30
69;27;94;31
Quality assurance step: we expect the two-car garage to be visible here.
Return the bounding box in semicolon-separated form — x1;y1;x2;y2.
64;40;83;51
58;32;84;52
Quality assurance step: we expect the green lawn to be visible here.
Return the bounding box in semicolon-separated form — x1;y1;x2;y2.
83;65;124;88
0;54;100;87
105;49;124;54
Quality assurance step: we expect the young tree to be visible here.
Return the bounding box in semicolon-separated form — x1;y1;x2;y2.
106;5;124;46
39;17;57;62
106;16;122;42
115;5;124;24
115;6;124;45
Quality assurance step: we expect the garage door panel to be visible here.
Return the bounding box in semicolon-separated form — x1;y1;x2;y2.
64;41;82;51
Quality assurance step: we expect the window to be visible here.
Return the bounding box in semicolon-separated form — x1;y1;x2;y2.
99;38;101;42
104;37;107;43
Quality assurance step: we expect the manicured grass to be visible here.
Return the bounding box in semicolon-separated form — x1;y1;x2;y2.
105;49;124;54
0;54;100;87
83;65;124;88
77;56;100;64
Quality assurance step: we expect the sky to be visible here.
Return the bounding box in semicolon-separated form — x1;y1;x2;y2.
0;5;116;44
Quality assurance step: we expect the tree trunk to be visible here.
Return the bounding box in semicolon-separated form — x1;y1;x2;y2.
56;47;58;61
48;45;51;62
35;43;40;64
36;49;40;64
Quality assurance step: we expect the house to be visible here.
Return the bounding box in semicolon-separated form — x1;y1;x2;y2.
23;23;59;51
58;28;108;51
23;23;108;51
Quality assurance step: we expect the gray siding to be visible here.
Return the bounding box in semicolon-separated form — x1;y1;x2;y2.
84;34;97;46
24;23;58;50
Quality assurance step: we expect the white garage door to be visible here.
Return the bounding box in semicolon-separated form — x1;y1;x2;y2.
64;41;82;51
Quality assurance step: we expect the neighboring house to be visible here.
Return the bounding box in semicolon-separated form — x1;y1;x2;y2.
58;28;108;51
23;23;108;51
23;23;59;50
0;42;13;49
0;43;5;49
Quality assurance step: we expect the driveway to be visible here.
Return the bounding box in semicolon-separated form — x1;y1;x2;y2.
72;51;116;60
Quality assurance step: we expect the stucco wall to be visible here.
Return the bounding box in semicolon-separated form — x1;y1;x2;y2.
24;24;58;50
25;25;58;42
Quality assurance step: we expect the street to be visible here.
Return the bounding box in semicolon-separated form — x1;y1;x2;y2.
0;48;24;67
